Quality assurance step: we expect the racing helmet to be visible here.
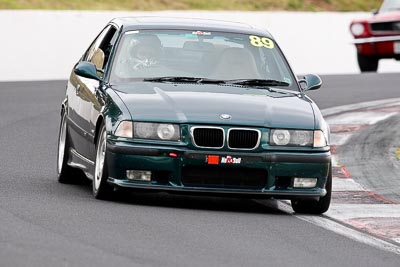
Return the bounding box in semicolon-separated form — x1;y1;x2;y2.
128;34;162;64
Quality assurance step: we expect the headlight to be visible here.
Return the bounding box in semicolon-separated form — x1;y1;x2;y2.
134;122;180;141
271;129;291;145
156;124;177;140
270;129;327;147
350;23;365;36
115;121;133;138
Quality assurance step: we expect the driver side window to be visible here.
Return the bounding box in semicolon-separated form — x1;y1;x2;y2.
83;25;118;70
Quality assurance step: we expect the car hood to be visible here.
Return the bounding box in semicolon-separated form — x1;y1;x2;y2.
112;82;316;129
370;11;400;22
352;11;400;24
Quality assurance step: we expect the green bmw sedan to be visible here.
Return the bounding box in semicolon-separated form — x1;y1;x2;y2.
57;17;332;214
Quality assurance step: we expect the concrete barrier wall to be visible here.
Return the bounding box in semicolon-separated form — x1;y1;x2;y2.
0;10;398;81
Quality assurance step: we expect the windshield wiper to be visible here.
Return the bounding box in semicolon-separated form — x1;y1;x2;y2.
227;79;290;87
143;76;292;90
143;76;226;84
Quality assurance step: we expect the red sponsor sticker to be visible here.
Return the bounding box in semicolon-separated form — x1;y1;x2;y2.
207;155;219;165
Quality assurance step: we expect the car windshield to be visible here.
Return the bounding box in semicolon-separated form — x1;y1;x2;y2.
380;0;400;12
110;30;298;91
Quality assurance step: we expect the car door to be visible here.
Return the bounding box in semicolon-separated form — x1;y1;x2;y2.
67;24;118;160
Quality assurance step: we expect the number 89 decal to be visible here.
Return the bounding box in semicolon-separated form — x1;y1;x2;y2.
249;35;275;49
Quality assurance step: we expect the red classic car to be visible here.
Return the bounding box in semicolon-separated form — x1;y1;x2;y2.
350;0;400;72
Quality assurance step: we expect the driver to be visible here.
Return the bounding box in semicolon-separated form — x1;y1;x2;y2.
128;34;162;70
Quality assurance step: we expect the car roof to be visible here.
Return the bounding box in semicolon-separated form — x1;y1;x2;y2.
110;16;274;38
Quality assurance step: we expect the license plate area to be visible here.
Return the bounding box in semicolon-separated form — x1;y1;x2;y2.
181;166;267;189
184;152;264;165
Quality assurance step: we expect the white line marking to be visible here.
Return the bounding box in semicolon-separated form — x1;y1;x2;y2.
256;200;400;255
332;178;366;191
392;238;400;244
330;133;352;146
298;214;400;255
326;111;398;125
322;98;400;117
331;154;339;166
326;204;400;220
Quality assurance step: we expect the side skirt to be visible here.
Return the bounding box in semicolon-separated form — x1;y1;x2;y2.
68;148;95;180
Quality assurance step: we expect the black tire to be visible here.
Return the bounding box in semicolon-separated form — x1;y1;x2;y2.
357;53;379;72
92;123;114;200
57;111;81;184
291;166;332;214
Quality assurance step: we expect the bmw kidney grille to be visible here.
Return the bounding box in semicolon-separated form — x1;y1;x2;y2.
191;127;260;149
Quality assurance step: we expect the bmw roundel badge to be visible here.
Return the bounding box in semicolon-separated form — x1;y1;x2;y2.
220;114;232;120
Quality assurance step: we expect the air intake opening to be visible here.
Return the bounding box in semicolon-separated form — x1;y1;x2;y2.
182;166;267;189
275;176;292;189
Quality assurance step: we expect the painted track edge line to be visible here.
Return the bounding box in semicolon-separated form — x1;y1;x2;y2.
321;98;400;117
297;215;400;255
256;199;400;255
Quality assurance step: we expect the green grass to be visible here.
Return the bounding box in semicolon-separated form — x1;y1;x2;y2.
0;0;383;11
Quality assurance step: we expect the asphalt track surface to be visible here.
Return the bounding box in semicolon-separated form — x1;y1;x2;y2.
0;74;399;266
340;114;400;203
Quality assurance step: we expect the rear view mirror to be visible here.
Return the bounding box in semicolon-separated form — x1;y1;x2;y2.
298;74;322;92
74;61;103;81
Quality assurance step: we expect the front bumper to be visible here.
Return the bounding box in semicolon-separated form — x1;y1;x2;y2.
353;35;400;44
106;141;331;199
353;35;400;57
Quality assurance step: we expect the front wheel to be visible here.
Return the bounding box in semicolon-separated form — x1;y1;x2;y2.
357;53;379;72
93;123;114;200
291;166;332;214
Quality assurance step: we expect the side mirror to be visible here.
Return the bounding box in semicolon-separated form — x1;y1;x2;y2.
74;61;103;81
298;74;322;92
372;9;379;15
